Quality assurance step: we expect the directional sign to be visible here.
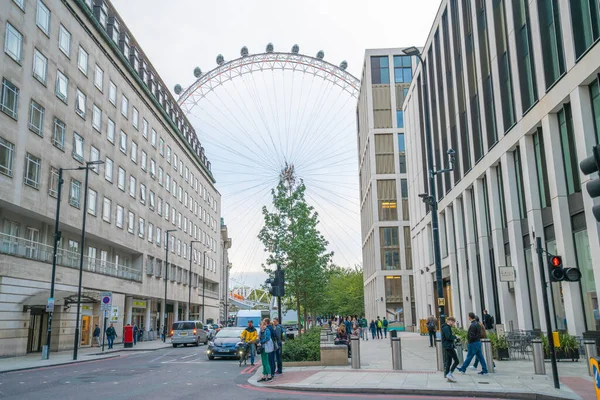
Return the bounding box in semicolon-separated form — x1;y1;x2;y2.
46;297;54;312
101;292;112;311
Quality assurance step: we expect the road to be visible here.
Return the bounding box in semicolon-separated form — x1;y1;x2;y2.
0;347;506;400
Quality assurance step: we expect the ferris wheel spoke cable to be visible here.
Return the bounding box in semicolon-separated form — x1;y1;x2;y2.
259;70;285;163
305;189;361;229
305;180;361;206
300;140;357;171
286;73;313;160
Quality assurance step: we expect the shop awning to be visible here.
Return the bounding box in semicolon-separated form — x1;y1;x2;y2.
20;290;98;311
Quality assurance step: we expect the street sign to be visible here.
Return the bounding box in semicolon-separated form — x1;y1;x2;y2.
100;292;112;311
110;306;119;323
499;266;516;282
438;298;445;306
46;297;54;312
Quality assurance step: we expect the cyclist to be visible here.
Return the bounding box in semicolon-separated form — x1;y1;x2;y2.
240;320;258;366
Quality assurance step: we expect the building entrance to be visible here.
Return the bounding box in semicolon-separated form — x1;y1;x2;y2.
27;309;48;353
81;315;91;346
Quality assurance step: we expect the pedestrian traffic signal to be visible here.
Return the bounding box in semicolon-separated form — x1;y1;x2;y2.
547;254;582;282
265;268;285;297
579;145;600;222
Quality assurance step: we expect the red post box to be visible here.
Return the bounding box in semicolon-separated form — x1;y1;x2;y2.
124;325;133;348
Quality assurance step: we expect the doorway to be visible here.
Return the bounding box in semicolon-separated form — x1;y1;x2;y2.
27;309;48;353
81;316;91;346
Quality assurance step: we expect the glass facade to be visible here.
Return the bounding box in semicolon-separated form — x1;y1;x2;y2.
513;0;537;111
393;56;412;83
557;104;581;195
533;129;551;208
371;56;390;85
570;0;600;59
493;0;515;130
514;147;527;220
590;79;600;144
538;0;565;89
573;226;599;330
380;227;400;270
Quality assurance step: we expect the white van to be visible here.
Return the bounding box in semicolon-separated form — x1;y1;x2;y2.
171;321;208;347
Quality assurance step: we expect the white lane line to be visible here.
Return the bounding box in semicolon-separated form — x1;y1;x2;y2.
181;353;197;359
149;350;173;363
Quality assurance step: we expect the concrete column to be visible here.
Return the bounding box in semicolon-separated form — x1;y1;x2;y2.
502;0;523;118
145;299;152;331
185;303;190;321
463;188;482;314
444;205;462;322
473;178;496;316
159;300;165;333
174;300;179;321
557;0;576;70
501;151;532;331
452;198;470;324
125;297;133;325
541;114;586;336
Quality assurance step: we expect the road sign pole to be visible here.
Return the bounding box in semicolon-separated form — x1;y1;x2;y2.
101;310;107;352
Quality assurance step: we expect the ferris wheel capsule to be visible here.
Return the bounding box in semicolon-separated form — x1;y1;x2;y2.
193;67;202;78
291;44;300;54
174;84;182;95
339;61;348;70
216;54;225;65
266;43;274;53
316;50;325;60
241;46;249;57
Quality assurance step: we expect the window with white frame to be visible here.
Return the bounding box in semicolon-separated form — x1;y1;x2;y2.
92;104;102;131
166;174;171;192
150;159;156;178
72;132;84;162
158;167;163;185
172;180;177;197
173;153;177;169
28;100;44;137
77;47;88;75
94;65;103;91
119;130;127;153
149;190;155;210
69;179;81;208
107;118;115;143
148;223;153;242
24;153;41;189
88;188;97;215
117;167;125;191
116;205;124;228
32;49;48;84
140;183;146;204
178;186;182;203
13;0;25;10
0;137;15;177
179;161;183;177
52;117;65;150
177;212;182;229
151;129;157;147
105;157;113;182
75;89;86;118
36;1;51;36
142;119;148;139
129;175;136;198
141;151;147;171
102;197;111;222
171;208;176;225
121;95;128;118
59;25;71;56
90;146;100;173
157;197;163;216
159;138;164;155
1;78;19;119
131;141;137;163
138;217;145;238
183;217;187;233
166;146;171;164
164;202;169;220
185;167;189;182
127;211;135;233
49;166;59;197
132;107;139;129
156;227;162;246
108;81;117;105
55;72;69;104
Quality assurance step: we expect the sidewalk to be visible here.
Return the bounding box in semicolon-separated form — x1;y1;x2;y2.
0;339;171;374
249;332;594;400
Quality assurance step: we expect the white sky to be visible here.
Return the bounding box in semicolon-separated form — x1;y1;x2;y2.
112;0;441;287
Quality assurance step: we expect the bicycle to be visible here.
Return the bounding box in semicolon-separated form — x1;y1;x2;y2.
236;342;249;366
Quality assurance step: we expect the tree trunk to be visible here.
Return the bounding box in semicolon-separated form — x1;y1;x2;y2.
296;296;302;338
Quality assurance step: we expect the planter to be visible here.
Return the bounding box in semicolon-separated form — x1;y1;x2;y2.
494;347;510;360
544;348;580;361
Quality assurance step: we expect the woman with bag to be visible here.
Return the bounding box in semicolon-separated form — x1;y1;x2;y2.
257;319;273;382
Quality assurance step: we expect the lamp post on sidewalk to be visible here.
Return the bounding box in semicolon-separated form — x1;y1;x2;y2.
189;241;201;319
163;229;176;343
201;249;213;323
73;160;104;361
403;46;455;325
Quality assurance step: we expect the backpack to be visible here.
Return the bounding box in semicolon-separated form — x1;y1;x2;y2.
377;320;382;328
427;320;436;331
383;319;388;327
479;322;487;339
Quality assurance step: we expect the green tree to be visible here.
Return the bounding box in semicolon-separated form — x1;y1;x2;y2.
319;265;365;317
258;175;332;335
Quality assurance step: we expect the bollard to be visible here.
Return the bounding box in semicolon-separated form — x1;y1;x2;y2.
392;337;402;370
350;335;360;369
390;329;398;347
481;339;494;373
585;340;598;376
327;331;334;343
455;341;464;365
532;339;546;375
435;338;444;371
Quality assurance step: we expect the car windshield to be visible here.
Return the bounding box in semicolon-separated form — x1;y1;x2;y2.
215;329;243;338
172;322;195;330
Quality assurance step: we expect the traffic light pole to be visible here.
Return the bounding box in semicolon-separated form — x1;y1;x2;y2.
276;264;282;325
536;236;560;389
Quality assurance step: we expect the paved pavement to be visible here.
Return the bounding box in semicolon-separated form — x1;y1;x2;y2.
249;331;595;400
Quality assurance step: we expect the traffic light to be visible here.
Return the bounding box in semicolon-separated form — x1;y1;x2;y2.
579;145;600;222
547;254;582;282
265;268;285;297
265;277;276;296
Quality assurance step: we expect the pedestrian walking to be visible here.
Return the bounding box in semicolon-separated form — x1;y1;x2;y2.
344;316;352;336
441;316;460;382
359;316;368;341
133;322;139;345
273;318;284;375
471;317;496;370
369;319;376;339
482;310;494;331
426;315;437;347
93;324;101;347
383;317;389;338
257;319;274;382
456;312;488;375
106;323;117;349
376;317;383;339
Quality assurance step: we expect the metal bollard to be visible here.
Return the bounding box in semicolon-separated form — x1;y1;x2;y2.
390;329;398;347
327;331;334;343
584;340;598;376
392;337;402;370
455;342;464;365
481;339;494;373
350;335;360;369
435;338;444;371
532;339;546;375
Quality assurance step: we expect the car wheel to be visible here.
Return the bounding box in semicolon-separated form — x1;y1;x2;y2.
195;340;200;347
183;343;188;347
208;356;214;360
172;344;177;348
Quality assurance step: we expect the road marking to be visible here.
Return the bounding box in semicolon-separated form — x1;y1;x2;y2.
181;353;197;359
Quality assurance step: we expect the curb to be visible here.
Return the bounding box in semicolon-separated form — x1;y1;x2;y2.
0;354;121;374
255;384;575;400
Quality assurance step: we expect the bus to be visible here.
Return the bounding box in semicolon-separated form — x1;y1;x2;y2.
235;310;269;327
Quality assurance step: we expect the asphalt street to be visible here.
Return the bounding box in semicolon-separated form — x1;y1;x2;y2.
0;347;505;400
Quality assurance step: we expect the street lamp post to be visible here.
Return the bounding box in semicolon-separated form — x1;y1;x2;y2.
201;250;212;323
189;241;201;320
403;46;455;326
163;229;176;343
73;160;104;360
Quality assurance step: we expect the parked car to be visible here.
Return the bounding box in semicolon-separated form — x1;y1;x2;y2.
206;327;245;360
171;321;209;347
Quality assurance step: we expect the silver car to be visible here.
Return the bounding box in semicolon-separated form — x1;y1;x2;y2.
171;321;208;347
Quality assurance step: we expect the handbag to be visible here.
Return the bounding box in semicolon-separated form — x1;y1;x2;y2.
257;345;263;355
265;338;274;353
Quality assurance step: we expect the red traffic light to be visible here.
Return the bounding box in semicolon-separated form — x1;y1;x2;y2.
550;256;562;267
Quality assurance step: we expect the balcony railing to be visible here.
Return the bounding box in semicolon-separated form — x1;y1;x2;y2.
0;232;142;282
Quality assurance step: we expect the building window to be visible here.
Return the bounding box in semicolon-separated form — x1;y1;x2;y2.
393;55;412;83
158;167;163;185
159;138;165;156
55;71;68;103
513;147;527;219
138;217;145;238
118;167;126;191
398;133;406;173
69;179;81;208
91;104;102;131
166;174;171;192
167;146;172;164
590;79;600;144
90;146;100;173
77;47;88;76
156;227;162;246
141;151;147;171
75;89;86;119
377;180;398;221
36;1;51;36
52;118;65;150
140;183;146;204
107;118;115;144
108;81;117;105
380;227;400;270
94;65;103;91
102;197;111;222
129;175;136;198
13;0;25;10
88;188;97;215
375;134;395;174
404;227;413;269
49;166;59;197
105;157;113;182
513;0;537;111
33;49;48;84
119;131;127;153
570;0;600;59
538;0;565;89
28;100;45;137
558;104;581;194
0;137;15;177
132;107;139;129
58;25;71;57
157;197;163;216
396;110;404;128
1;78;19;119
150;159;156;178
533;128;551;208
72;133;84;162
4;23;23;63
24;153;41;189
131;141;138;164
127;211;135;234
401;179;409;221
149;191;155;210
371;56;390;84
142;119;148;139
121;95;128;118
116;205;124;228
151;129;157;147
